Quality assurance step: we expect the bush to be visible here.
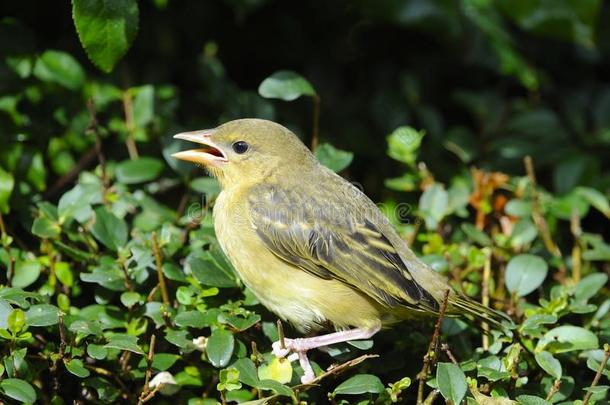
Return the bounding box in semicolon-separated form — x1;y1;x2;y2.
0;1;609;404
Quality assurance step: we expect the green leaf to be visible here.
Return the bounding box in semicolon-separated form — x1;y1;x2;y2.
574;273;609;303
115;157;164;184
537;325;599;353
576;187;610;217
12;260;41;289
105;334;145;354
232;358;259;387
206;328;235;368
386;126;424;166
258;70;316;101
175;310;207;329
315;143;353;172
0;378;36;403
419;183;448;230
436;362;467;405
33;50;85;90
0;167;14;214
461;223;492;246
65;358;91;378
133;85;154;127
8;308;26;333
0;299;12;329
505;254;548;296
256;379;293;397
72;0;139;73
120;292;141;308
535;351;562;380
25;304;60;327
87;343;108;359
31;217;61;238
188;254;237;288
333;374;384;395
91;207;128;251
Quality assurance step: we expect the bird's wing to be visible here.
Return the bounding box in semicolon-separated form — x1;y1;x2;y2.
247;184;439;312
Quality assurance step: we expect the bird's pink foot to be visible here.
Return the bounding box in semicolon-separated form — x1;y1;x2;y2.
271;326;381;384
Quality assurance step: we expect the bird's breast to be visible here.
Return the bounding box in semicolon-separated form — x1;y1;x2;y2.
212;190;386;332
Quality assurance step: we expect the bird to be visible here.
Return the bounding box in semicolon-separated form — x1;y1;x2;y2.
172;118;511;384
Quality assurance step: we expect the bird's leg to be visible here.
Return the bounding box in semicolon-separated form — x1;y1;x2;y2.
272;325;380;384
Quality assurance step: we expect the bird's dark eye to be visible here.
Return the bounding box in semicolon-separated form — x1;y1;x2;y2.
232;140;249;154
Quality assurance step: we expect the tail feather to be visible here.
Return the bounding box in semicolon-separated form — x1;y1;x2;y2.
449;295;514;331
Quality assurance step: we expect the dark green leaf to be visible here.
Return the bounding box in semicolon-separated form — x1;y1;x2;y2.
104;334;145;354
535;351;562;379
72;0;139;73
333;374;384;395
537;325;599;353
91;207;128;251
232;358;259;387
206;328;234;368
436;362;467;404
12;260;41;289
175;310;207;329
115;157;164;184
25;304;60;327
33;50;84;90
0;167;14;214
0;378;36;403
315;143;353;172
65;358;91;378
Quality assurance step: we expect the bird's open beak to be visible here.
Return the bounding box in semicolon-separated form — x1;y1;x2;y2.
171;129;228;166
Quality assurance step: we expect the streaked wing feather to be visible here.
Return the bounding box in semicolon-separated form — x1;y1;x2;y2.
248;185;439;312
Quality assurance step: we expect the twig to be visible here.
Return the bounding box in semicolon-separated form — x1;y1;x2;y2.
120;260;135;291
122;90;139;160
50;313;67;396
583;343;610;405
138;334;157;405
277;320;286;349
416;289;451;405
481;247;491;350
524;156;566;279
311;95;321;152
300;354;378;390
152;232;170;306
44;146;97;198
570;208;582;283
440;343;458;365
546;379;561;401
422;389;440;405
86;99;109;196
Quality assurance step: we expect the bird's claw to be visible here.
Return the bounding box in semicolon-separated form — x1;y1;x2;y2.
272;339;293;358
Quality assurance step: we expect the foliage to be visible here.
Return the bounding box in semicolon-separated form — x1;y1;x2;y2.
1;0;610;404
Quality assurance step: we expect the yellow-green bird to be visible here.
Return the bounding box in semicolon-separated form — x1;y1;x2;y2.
173;118;509;383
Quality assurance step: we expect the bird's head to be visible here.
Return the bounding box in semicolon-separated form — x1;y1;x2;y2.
172;119;316;187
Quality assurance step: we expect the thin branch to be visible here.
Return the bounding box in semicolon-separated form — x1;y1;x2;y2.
298;354;378;390
277;320;286;349
583;344;610;405
524;156;566;279
570;207;582;283
440;343;458;365
44;146;97;198
416;289;451;405
152;232;170;306
138;334;157;405
122;90;139;160
481;247;491;350
86;99;109;198
546;379;561;401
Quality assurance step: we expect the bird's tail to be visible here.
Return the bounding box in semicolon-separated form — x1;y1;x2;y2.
449;295;514;331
